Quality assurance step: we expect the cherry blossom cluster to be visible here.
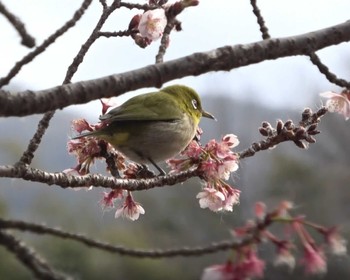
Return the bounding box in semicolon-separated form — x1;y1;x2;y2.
128;0;199;48
65;99;124;176
201;201;347;280
66;99;148;220
320;89;350;120
100;190;145;221
168;133;241;212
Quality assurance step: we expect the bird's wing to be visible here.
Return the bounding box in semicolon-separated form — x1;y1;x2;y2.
100;92;183;122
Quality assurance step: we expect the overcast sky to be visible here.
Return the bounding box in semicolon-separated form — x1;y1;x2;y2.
1;0;350;116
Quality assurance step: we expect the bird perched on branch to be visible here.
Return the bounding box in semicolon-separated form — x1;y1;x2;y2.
73;84;215;175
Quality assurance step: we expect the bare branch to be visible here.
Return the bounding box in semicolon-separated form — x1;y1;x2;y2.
16;0;94;166
17;112;55;165
18;0;119;166
98;30;136;38
119;1;155;11
0;1;35;48
155;17;176;63
249;1;350;90
1;20;350;117
309;52;350;88
250;0;270;40
63;0;122;84
0;0;93;88
0;217;267;258
0;230;70;280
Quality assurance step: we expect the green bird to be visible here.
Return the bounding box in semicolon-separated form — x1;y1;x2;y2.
73;84;215;175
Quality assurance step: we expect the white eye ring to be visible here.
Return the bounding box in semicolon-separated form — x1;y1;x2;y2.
191;99;198;109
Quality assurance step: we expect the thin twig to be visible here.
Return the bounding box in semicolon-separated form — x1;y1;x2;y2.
98;29;136;38
238;107;326;159
64;0;122;83
99;0;107;10
250;0;270;40
309;52;350;89
249;0;350;88
155;18;176;63
16;0;93;166
17;112;56;166
119;1;156;11
0;217;272;258
0;1;35;48
0;230;70;280
0;0;93;88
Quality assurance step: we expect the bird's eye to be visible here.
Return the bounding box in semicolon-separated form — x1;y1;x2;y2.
191;99;198;110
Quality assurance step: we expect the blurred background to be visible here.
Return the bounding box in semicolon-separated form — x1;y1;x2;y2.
0;0;350;279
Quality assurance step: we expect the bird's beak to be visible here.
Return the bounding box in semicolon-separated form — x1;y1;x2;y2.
202;110;216;120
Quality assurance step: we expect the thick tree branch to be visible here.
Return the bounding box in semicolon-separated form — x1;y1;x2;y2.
0;164;199;190
1;20;350;117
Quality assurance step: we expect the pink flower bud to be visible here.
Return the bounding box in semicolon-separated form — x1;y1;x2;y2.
138;9;167;41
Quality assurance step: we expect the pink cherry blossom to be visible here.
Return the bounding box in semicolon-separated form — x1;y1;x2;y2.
274;242;295;270
217;158;239;180
254;202;266;220
99;190;124;212
221;187;240;211
138;9;167;41
240;249;265;279
115;194;145;221
300;243;327;275
320;90;350;120
184;140;202;158
166;158;189;173
67;137;101;165
201;262;234;280
100;98;119;115
200;159;219;179
323;227;347;256
222;133;240;148
196;187;225;212
71;118;93;133
276;200;294;218
214;134;240;158
197;186;240;212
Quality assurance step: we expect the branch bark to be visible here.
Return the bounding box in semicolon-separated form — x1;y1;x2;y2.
0;230;69;280
1;20;350;117
0;164;199;191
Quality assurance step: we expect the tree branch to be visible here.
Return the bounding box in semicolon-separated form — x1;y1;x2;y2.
0;217;266;258
0;230;69;280
1;20;350;117
17;0;118;166
0;1;35;48
250;0;270;40
0;0;93;88
0;164;199;190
